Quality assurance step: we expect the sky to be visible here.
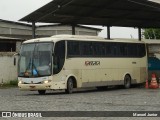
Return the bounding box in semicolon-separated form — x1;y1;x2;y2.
0;0;139;39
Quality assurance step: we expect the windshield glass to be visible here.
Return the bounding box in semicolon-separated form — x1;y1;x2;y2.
18;42;53;77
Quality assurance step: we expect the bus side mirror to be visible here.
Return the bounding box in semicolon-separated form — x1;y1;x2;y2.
13;53;20;56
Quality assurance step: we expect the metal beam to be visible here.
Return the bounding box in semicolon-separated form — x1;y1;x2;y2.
32;22;36;38
72;25;76;35
107;26;111;39
138;27;141;41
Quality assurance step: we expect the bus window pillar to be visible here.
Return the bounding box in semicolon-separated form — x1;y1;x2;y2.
107;26;111;39
138;27;142;41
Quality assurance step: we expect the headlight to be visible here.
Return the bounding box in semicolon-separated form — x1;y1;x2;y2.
44;80;49;84
18;80;23;84
43;80;51;84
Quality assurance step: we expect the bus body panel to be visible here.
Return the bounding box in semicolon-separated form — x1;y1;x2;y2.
18;35;147;91
64;57;147;87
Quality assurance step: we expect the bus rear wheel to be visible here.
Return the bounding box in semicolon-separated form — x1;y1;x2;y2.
124;75;131;89
65;78;73;94
38;90;46;95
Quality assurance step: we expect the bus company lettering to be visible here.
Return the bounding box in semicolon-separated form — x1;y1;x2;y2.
85;61;100;66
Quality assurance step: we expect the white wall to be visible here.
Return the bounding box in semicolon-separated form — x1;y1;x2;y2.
0;21;32;35
0;53;17;83
36;25;99;37
16;42;22;52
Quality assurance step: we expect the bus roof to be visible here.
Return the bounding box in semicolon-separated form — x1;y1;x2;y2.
23;35;145;44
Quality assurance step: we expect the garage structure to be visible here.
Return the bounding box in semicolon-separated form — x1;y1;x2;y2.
0;19;101;40
0;36;22;52
36;24;101;38
0;19;101;54
20;0;160;40
19;0;160;82
0;36;22;84
0;19;101;83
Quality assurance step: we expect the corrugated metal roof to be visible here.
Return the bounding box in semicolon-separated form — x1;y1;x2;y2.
20;0;160;28
0;19;31;27
0;19;101;31
37;24;102;31
0;36;24;41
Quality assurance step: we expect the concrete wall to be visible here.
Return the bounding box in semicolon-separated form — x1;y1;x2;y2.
0;21;32;39
0;53;17;83
16;42;22;52
36;25;99;37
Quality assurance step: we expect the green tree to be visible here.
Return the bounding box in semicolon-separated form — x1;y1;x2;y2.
143;28;160;39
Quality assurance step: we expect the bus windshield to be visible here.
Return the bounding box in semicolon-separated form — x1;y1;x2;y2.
18;42;53;77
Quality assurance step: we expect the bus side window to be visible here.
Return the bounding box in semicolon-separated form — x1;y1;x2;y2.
80;41;93;57
138;44;146;57
106;42;117;57
93;42;105;57
53;41;65;74
67;41;80;57
118;43;128;57
106;43;112;56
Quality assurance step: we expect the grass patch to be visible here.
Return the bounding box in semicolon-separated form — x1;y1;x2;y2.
0;80;18;88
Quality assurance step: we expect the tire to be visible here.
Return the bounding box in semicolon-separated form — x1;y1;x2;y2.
124;75;131;89
38;90;46;95
65;78;73;94
97;86;108;91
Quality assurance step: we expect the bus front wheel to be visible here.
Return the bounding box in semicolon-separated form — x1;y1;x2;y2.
124;75;131;89
38;90;46;95
65;78;73;94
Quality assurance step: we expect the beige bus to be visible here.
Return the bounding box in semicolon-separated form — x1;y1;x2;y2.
18;35;147;94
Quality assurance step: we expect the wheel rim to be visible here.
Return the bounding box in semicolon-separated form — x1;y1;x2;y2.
126;80;130;87
69;80;73;91
125;76;131;88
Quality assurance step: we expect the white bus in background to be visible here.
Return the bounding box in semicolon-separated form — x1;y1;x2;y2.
18;35;147;94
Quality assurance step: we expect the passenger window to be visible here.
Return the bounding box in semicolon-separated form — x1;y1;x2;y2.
110;43;117;56
118;43;128;57
80;42;93;56
67;41;80;57
106;42;112;56
127;44;138;57
138;44;146;57
93;42;105;57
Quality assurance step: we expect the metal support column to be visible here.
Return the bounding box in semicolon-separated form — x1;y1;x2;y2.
138;27;141;41
32;22;36;38
107;26;111;39
72;25;76;35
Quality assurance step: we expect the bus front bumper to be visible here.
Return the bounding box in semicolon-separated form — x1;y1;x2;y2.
18;83;51;91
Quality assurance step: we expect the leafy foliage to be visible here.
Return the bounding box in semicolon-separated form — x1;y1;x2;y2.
143;28;160;39
0;80;18;88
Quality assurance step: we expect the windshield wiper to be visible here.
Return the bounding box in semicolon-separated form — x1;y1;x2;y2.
24;58;39;77
32;62;39;76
